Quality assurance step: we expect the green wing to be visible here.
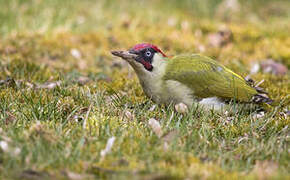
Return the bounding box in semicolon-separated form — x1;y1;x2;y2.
163;54;257;102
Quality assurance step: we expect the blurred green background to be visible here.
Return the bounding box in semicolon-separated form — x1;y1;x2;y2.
1;0;289;35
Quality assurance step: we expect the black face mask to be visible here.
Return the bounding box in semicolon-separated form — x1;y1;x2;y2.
129;48;156;71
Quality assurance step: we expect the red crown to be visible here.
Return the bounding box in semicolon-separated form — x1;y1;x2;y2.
131;43;167;57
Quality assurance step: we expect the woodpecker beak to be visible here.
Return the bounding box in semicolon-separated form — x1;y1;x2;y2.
111;50;138;61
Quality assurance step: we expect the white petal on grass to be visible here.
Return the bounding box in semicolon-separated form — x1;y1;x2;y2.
250;63;260;74
149;105;156;111
100;136;116;160
175;103;188;114
166;111;174;127
70;48;82;59
124;110;133;120
0;141;9;152
148;118;162;138
238;137;249;144
37;81;61;89
224;110;229;116
253;112;265;119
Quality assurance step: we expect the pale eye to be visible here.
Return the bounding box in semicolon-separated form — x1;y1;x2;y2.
145;51;151;57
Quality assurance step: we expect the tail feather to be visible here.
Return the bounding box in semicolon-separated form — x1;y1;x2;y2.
245;76;273;105
252;94;273;104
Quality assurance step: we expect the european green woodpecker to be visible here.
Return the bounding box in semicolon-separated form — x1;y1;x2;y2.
111;43;272;110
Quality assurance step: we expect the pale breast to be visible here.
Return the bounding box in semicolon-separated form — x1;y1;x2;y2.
140;77;226;110
164;80;195;106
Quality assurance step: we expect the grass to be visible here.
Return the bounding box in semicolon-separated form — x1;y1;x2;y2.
0;0;289;179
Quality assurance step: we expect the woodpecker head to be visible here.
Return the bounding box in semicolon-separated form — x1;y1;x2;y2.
111;43;167;72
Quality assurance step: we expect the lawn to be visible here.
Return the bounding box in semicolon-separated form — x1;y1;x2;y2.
0;0;289;179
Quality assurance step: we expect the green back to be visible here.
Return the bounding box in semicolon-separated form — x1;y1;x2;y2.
163;54;257;102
